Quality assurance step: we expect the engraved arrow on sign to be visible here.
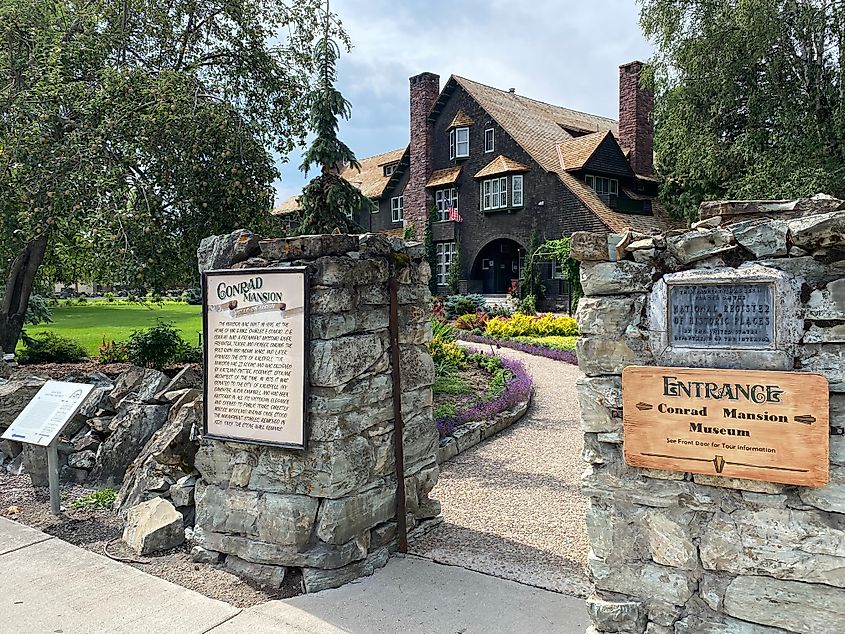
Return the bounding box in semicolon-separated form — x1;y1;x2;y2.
794;415;816;425
636;402;653;411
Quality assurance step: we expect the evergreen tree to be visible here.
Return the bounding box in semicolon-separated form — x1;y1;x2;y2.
446;237;462;295
296;3;370;234
424;205;439;294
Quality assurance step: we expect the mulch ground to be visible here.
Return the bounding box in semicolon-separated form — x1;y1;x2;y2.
0;473;301;607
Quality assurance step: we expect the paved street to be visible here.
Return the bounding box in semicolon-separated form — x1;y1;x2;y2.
411;343;591;596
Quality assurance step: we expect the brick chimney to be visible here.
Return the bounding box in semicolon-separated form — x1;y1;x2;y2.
618;61;654;176
406;72;440;234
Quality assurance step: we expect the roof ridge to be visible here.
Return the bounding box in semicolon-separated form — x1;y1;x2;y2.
452;75;618;125
356;146;407;163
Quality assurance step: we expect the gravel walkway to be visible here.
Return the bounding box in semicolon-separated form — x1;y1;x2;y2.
410;343;590;597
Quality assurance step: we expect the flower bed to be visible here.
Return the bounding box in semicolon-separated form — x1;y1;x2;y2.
434;353;533;463
457;332;578;365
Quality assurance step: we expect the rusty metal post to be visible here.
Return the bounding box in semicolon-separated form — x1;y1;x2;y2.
388;277;408;553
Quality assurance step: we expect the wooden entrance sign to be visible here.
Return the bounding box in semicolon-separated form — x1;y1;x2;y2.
622;366;829;487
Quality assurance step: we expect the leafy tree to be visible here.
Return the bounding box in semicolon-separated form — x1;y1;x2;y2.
641;0;845;222
296;5;369;235
0;0;338;352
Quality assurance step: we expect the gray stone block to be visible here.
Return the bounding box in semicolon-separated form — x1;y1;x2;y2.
724;575;845;633
580;261;654;296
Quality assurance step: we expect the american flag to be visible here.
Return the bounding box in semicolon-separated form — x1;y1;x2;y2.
448;207;462;222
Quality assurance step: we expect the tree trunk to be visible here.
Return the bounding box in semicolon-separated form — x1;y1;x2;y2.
0;234;49;354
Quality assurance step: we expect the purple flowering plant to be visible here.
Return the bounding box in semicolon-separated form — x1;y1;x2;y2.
435;353;533;439
456;332;578;365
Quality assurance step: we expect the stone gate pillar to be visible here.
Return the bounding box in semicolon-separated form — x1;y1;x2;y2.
573;198;845;633
193;231;440;592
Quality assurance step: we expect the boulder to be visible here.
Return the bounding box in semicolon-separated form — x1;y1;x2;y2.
197;229;261;273
67;450;97;470
0;377;47;430
155;366;202;399
123;498;185;555
580;261;654;296
260;234;357;261
109;367;169;408
170;475;197;507
89;402;170;486
729;218;788;257
666;228;736;264
576;295;645;336
788;210;845;250
224;555;286;589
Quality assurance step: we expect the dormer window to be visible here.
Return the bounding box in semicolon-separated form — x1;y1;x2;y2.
450;127;470;160
586;175;618;196
383;163;397;177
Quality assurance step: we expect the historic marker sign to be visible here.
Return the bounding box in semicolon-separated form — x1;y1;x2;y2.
668;283;774;349
623;366;829;486
1;381;94;446
203;268;308;449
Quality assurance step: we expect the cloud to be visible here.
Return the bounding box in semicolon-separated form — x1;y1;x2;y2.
273;0;652;206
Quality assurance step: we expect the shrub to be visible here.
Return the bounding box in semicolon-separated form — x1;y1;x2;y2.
468;352;504;373
127;321;182;369
22;294;53;326
434;403;457;419
444;294;488;318
512;335;578;351
104;292;115;303
516;294;536;315
174;338;202;364
98;338;129;363
77;294;88;305
18;332;88;363
488;304;514;318
454;310;488;331
430;338;466;375
431;317;457;343
484;313;578;338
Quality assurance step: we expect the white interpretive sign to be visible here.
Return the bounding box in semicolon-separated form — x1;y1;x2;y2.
202;268;308;448
1;381;94;447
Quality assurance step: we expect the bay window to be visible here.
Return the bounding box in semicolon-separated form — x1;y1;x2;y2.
435;188;459;221
480;175;524;211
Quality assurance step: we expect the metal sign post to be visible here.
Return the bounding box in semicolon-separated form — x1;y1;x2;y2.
46;440;61;515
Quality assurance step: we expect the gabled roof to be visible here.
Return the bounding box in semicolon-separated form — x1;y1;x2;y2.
557;131;609;171
426;166;462;188
338;147;406;198
474;155;530;179
272;147;407;215
448;109;474;129
441;75;675;233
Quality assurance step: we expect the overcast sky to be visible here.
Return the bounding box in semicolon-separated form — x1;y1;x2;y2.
273;0;653;205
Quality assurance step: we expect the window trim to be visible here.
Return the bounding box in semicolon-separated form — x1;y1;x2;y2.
391;195;404;223
512;174;523;208
480;176;513;211
484;128;495;153
586;174;618;197
451;126;469;159
435;187;459;222
435;242;457;286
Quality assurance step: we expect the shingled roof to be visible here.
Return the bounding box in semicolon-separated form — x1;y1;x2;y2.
272;147;407;216
474;155;530;179
449;75;676;233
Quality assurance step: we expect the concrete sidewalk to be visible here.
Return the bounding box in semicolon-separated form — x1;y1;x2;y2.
0;517;588;633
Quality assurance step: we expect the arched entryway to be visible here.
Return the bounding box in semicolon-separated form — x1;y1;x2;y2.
471;238;524;294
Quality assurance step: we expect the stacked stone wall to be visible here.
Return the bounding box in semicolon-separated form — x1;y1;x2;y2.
573;197;845;633
193;231;440;592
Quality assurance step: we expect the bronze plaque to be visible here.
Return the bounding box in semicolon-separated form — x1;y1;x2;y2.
623;366;829;487
668;283;774;349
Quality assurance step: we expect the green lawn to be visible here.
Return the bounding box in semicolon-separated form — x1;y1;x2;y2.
20;301;203;356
